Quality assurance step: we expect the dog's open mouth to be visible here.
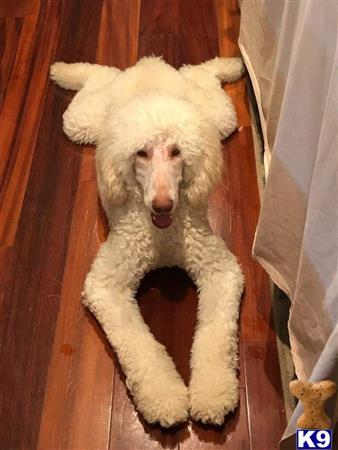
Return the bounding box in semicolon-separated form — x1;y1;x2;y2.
151;213;173;229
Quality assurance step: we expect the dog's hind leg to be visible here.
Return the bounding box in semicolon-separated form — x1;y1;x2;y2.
180;58;244;139
181;57;245;85
199;57;245;83
50;62;120;91
83;232;189;427
50;63;121;144
184;231;244;425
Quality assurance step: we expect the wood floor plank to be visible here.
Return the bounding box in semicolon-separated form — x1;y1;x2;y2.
139;268;197;386
96;0;140;69
37;154;115;450
0;17;23;103
0;0;104;448
0;0;61;247
225;79;252;129
215;0;241;58
0;246;12;304
0;3;40;187
224;128;275;344
38;0;142;447
244;342;287;450
39;0;142;447
139;0;179;35
0;0;38;18
138;0;179;66
179;0;219;66
216;0;251;128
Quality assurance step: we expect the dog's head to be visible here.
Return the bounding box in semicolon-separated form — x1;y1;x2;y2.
96;92;222;228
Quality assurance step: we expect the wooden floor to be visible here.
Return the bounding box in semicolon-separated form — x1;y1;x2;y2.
0;0;287;449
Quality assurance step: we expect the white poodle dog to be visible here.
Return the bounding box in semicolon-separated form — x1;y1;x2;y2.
50;56;245;427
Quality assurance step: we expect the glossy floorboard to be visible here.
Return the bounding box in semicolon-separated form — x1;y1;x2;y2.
0;0;286;449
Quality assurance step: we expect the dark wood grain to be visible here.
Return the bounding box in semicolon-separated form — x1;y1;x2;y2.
244;343;287;450
0;0;38;18
40;0;141;448
37;155;115;450
216;0;242;58
0;17;23;103
138;0;179;67
96;0;140;68
0;0;103;448
179;0;219;66
0;1;41;246
216;0;251;128
224;128;276;344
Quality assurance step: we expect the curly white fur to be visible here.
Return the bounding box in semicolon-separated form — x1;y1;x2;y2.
50;56;245;427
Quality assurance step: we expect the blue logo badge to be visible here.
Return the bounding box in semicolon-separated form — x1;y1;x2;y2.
296;429;332;449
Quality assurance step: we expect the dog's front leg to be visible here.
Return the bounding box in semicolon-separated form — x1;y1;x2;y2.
184;231;244;425
83;233;189;427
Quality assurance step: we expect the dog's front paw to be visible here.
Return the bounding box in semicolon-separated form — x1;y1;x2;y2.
189;371;239;425
131;379;189;427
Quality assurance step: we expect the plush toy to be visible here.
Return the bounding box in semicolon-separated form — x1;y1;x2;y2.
50;56;245;427
289;379;337;429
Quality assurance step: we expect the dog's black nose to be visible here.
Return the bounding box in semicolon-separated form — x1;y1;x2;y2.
152;200;173;214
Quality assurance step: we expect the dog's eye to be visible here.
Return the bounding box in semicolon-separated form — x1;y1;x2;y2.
136;150;148;158
171;148;181;157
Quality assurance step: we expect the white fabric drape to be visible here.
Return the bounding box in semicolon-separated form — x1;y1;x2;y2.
239;1;338;447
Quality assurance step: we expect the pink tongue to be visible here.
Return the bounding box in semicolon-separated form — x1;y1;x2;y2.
151;213;172;229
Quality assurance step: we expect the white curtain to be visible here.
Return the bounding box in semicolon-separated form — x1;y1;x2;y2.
239;1;338;447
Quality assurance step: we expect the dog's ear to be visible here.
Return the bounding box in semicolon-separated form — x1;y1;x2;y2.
184;143;223;207
97;154;127;205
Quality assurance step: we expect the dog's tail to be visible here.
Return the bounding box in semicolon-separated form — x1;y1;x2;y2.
50;62;120;91
199;57;245;83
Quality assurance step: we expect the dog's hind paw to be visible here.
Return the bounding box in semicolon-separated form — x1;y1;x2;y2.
132;381;189;427
50;62;70;88
189;371;239;425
